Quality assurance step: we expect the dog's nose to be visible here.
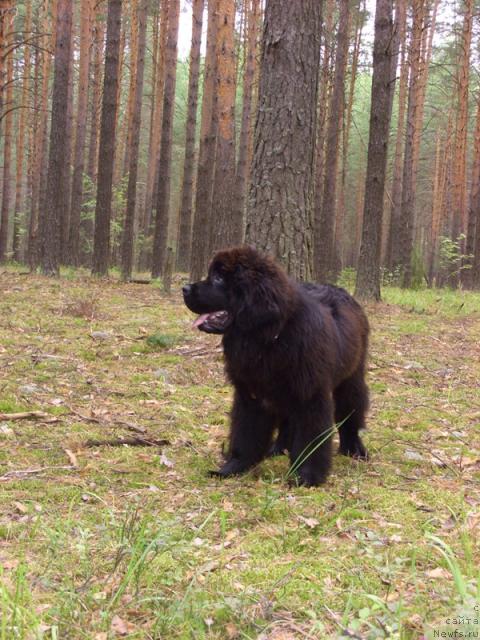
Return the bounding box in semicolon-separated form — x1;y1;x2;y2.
182;284;192;296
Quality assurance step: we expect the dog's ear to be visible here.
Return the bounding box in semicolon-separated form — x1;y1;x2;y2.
232;271;284;335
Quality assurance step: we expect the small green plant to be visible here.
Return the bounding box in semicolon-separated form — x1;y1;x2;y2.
145;332;176;349
438;234;472;286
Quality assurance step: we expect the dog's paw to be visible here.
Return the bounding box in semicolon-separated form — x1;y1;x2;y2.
208;458;251;478
339;439;368;460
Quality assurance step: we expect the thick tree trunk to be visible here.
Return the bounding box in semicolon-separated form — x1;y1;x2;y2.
40;0;73;275
315;0;350;282
245;0;321;280
68;0;93;266
152;0;180;278
121;0;148;281
176;0;205;271
190;0;219;281
92;0;123;276
355;0;396;301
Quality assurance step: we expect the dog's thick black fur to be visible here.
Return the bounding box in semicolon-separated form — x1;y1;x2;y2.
183;246;370;486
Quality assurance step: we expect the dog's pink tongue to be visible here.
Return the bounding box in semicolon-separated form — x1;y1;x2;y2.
193;314;209;328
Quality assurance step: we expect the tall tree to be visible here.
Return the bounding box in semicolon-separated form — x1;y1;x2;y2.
13;1;33;261
40;0;73;275
355;0;396;301
397;0;426;288
176;0;205;271
69;0;93;266
92;0;123;276
152;0;180;278
245;0;321;280
210;0;237;251
232;0;260;247
0;0;14;262
315;0;350;282
190;0;219;281
121;0;148;281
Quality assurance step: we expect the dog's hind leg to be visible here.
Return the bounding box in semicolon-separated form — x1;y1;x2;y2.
210;389;276;478
334;368;369;460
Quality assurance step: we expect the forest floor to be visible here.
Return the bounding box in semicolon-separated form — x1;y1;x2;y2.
0;267;479;640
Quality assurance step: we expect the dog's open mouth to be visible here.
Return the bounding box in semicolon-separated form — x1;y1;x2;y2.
193;310;231;334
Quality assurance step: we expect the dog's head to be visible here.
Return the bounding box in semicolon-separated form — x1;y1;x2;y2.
183;246;296;335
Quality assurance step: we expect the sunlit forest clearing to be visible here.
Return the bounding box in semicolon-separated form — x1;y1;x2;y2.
1;0;480;638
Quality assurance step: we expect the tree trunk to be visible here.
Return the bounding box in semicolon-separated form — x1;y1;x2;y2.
13;1;33;262
92;0;123;277
40;0;73;275
0;2;14;262
121;0;148;281
190;0;219;281
69;0;93;266
462;93;480;289
245;0;321;280
398;0;425;288
355;0;396;301
122;0;139;178
210;0;237;251
151;0;180;278
87;15;105;182
315;0;350;282
452;0;473;241
143;1;168;240
176;0;205;271
232;0;260;248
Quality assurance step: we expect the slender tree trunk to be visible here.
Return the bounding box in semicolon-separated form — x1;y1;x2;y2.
355;0;396;301
232;0;260;248
121;0;148;281
452;0;473;241
0;2;14;262
398;0;425;288
463;93;480;289
122;0;139;177
190;0;219;281
210;0;237;251
315;0;350;282
69;0;93;266
152;0;180;278
87;15;105;181
245;0;321;280
40;0;73;275
313;0;334;266
176;0;205;271
60;27;75;262
13;1;33;262
143;1;168;239
92;0;123;276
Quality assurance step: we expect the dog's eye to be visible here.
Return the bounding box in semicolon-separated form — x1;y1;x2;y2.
212;274;224;286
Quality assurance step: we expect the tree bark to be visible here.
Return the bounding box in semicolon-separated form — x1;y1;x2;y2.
355;0;396;301
92;0;123;276
152;0;180;278
232;0;260;248
245;0;321;280
40;0;73;275
121;0;148;281
0;1;14;262
210;0;237;251
315;0;350;282
69;0;93;266
176;0;205;271
190;0;219;281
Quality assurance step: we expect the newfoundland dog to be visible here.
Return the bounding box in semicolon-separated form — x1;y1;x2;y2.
183;246;369;486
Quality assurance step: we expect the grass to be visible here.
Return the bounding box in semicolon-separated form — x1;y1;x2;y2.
0;268;479;639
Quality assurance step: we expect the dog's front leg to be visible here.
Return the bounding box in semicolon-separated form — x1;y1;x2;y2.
210;389;275;478
288;392;334;487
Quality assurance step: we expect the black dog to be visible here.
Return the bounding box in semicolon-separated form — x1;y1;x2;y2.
183;246;370;486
